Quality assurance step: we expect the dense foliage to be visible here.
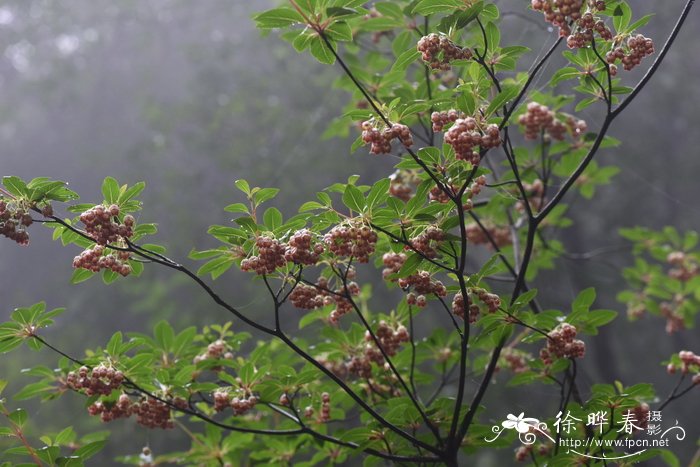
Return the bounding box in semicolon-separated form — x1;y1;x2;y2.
0;0;697;465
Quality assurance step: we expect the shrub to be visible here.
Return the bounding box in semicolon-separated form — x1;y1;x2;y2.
0;0;697;465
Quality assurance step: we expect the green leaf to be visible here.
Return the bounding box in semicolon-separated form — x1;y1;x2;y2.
263;207;283;230
117;182;145;205
101;177;120;204
234;179;251;195
154;320;175;352
325;21;353;42
397;253;422;278
342;185;366;212
70;269;95;284
13;382;53;401
309;36;337;65
2;176;28;198
486;85;519;116
484;21;500;50
253;8;305;29
73;440;106;460
106;332;123;357
457;93;476;116
587;309;618;327
391;48;420;72
366;179;391;210
253;188;280;205
613;2;632;32
550;67;580;86
197;256;235;279
299;201;325;212
511;289;537;311
8;409;27;428
224;203;249;214
413;0;463;16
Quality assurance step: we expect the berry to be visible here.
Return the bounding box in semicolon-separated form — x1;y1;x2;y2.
443;117;501;165
417;33;472;71
241;236;286;275
361;121;414;155
79;204;133;245
0;198;32;245
540;323;586;364
409;226;445;259
285;229;324;265
66;364;124;396
324;223;378;263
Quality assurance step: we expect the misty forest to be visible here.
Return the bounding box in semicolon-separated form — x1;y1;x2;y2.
0;1;699;466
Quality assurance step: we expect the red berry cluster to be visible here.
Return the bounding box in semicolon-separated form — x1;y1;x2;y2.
444;118;501;165
87;393;133;422
193;339;234;364
567;11;612;49
382;252;407;280
410;226;445;259
241;236;286;275
668;351;700;381
366;321;409;359
539;323;586;364
66;365;125;396
429;184;455;204
399;271;447;300
213;390;259;415
329;281;361;324
79;205;134;245
516;179;546;213
666;251;699;282
606;35;655;72
660;302;684;334
518;103;567;141
361;121;414;155
318;356;349;379
133;397;176;429
285;229;324;265
461;175;488;211
324;224;378;263
87;394;184;429
501;348;530;374
72;245;132;276
530;0;585;37
474;288;502;313
417;33;473;71
466;223;512;248
319;392;331;423
0;199;32;245
289;283;326;309
431;110;465;132
389;170;420;202
452;292;481;323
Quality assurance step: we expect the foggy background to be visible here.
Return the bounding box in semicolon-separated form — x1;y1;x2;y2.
0;0;697;464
